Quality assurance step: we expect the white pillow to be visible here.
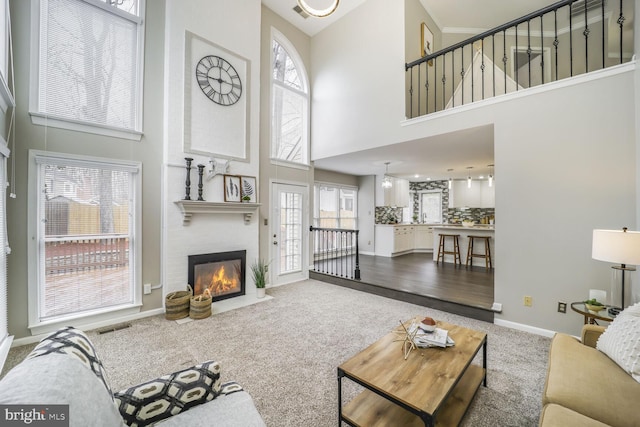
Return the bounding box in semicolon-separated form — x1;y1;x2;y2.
597;301;640;383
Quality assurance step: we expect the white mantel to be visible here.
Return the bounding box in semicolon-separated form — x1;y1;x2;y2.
174;201;260;225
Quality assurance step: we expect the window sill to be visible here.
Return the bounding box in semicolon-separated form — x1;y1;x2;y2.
270;158;310;171
0;75;15;114
29;112;143;141
28;303;142;336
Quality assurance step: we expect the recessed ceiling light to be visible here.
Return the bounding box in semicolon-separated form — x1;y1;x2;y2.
414;174;419;178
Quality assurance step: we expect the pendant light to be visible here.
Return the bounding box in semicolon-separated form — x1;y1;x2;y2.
466;167;473;189
297;0;340;18
447;169;453;189
381;162;392;189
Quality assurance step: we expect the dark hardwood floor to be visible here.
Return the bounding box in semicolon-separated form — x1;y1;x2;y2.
310;253;495;322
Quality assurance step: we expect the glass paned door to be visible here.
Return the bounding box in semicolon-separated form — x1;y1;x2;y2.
272;182;307;285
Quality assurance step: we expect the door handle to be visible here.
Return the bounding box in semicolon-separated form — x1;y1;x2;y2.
273;241;278;245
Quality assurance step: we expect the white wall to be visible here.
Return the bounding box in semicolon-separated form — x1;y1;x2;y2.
357;175;376;255
163;0;262;295
310;0;406;159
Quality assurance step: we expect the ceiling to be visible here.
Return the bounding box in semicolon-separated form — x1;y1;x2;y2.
260;0;555;181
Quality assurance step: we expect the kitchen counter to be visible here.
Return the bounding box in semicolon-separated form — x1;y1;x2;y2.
432;225;495;267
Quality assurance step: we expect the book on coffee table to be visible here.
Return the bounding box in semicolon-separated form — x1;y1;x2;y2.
408;324;455;348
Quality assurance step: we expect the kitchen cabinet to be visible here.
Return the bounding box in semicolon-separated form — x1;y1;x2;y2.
377;176;410;207
375;224;433;256
449;180;494;208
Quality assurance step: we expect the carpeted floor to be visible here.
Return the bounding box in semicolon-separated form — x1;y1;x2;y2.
2;280;550;426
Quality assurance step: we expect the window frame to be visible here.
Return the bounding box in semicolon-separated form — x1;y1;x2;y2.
270;27;310;168
27;150;142;335
418;190;443;224
28;0;145;141
0;0;14;114
313;182;358;230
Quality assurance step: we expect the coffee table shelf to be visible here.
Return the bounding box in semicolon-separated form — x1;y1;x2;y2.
342;364;485;426
338;319;487;427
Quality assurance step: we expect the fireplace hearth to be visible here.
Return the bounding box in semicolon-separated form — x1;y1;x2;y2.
188;250;246;302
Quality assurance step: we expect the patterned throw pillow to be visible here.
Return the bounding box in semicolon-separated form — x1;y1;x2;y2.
597;301;640;383
114;360;223;427
28;326;113;397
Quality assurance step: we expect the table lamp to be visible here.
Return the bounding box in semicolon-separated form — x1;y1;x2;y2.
592;227;640;315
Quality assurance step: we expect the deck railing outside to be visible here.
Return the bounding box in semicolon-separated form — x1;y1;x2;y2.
405;0;634;119
310;226;361;280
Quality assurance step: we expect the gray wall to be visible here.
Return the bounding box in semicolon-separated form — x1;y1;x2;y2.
357;176;376;254
7;0;165;339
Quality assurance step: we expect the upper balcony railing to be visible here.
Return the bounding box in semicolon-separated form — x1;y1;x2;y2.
405;0;634;119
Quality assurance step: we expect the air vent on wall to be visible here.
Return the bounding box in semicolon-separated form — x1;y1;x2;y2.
97;323;132;334
570;0;605;18
293;5;310;19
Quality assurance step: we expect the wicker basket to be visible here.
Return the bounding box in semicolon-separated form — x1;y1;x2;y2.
165;285;192;320
189;288;212;320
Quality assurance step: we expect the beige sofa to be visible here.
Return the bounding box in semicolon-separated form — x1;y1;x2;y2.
540;325;640;427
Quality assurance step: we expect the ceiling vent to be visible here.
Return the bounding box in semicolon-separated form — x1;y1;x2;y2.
293;5;310;19
570;0;605;18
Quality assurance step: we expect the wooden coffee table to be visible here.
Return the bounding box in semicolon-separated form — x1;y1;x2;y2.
338;319;487;426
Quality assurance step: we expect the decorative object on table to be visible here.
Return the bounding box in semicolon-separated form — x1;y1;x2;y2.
592;227;640;316
240;176;257;203
296;0;339;18
206;158;230;181
462;220;475;227
421;22;434;63
183;157;193;200
393;319;420;360
584;298;606;313
223;174;242;202
184;31;249;160
165;285;193;320
189;288;212;320
250;259;269;299
419;316;436;332
197;164;205;201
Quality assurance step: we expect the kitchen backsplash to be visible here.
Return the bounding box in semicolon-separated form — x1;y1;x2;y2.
448;207;495;224
375;206;403;224
410;180;495;224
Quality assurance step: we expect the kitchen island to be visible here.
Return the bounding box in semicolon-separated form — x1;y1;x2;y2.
432;225;495;268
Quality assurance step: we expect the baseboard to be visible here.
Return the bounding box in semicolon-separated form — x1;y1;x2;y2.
12;308;166;348
360;251;375;256
494;319;556;338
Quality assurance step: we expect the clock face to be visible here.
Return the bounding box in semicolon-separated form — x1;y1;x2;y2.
196;55;243;106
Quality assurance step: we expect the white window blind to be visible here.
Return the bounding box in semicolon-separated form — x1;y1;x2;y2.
0;148;11;369
36;154;138;321
37;0;143;131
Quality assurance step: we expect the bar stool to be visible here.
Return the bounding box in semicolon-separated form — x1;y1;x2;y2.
466;235;492;269
436;234;462;266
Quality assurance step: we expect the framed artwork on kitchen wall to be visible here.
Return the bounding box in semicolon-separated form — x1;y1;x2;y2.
184;31;250;161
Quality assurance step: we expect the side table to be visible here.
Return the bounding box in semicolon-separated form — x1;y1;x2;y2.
570;302;615;325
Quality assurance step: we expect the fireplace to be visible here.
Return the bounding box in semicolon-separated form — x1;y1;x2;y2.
188;250;246;302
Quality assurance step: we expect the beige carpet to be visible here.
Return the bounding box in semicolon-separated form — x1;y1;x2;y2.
2;279;550;426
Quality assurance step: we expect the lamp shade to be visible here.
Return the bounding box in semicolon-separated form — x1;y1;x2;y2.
592;229;640;265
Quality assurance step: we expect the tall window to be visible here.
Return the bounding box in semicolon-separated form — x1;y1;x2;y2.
31;0;145;139
420;192;442;223
0;145;10;368
29;151;141;330
271;30;309;165
314;184;357;229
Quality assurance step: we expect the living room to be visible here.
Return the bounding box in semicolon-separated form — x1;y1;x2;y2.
0;0;639;425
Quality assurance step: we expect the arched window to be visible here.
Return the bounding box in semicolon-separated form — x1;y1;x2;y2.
271;30;309;165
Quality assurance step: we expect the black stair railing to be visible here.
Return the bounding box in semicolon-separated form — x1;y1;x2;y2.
405;0;632;119
310;226;361;280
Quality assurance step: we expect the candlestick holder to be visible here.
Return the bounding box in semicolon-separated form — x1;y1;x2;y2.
197;164;205;201
184;157;193;200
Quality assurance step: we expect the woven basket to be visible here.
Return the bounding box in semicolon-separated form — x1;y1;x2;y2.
189;288;212;320
165;285;192;320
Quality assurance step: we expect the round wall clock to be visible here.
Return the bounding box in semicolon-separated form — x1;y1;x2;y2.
195;55;243;106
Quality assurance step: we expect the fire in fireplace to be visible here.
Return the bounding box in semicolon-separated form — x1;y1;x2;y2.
188;250;246;302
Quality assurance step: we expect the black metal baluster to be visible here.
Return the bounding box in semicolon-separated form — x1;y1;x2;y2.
451;48;455;108
442;54;446;110
502;30;507;94
583;0;590;73
481;39;485;100
601;0;605;69
416;66;420;117
570;2;574;76
471;44;474;101
527;20;532;88
540;16;544;85
554;9;559;81
515;23;519;89
434;57;437;112
354;230;361;280
617;0;625;64
492;34;495;97
409;67;414;118
425;64;429;114
461;47;465;104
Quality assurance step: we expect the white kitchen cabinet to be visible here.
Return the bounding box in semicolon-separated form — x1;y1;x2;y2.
379;177;410;207
414;226;434;250
375;225;415;256
449;180;494;208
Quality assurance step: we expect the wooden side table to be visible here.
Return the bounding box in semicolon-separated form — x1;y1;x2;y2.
570;302;615;325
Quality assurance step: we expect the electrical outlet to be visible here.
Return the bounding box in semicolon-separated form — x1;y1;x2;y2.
144;283;151;294
524;296;533;307
557;301;567;313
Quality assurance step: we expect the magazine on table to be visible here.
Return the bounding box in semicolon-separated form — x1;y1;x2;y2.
408;324;455;348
